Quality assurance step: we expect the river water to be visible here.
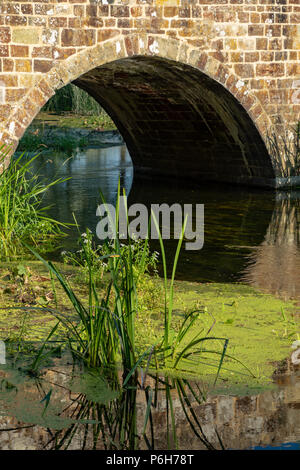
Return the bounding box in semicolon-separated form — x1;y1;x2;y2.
32;143;300;300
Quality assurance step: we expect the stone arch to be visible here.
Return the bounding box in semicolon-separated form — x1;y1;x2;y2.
2;34;275;185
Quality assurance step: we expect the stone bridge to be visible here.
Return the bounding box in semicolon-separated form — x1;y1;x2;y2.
0;0;299;187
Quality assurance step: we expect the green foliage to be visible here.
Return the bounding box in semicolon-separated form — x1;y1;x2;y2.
51;136;88;153
17;133;45;152
267;122;300;177
17;129;88;154
81;114;115;130
0;145;68;261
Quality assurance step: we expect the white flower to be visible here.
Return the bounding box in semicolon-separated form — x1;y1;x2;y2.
61;251;67;256
81;233;87;238
291;340;300;350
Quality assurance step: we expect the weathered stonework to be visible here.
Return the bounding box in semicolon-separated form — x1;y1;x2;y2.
0;0;299;186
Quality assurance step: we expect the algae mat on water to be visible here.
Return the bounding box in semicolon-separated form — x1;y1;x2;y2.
0;261;298;392
164;280;299;392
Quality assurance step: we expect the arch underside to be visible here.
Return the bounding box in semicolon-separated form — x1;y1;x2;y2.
73;56;274;187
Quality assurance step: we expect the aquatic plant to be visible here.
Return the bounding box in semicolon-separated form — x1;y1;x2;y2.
27;199;150;373
0;145;68;261
267;122;300;178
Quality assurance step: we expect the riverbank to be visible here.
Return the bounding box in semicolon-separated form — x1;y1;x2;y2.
0;260;298;394
17;111;120;153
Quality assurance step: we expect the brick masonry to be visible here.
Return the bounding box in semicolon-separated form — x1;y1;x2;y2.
0;0;299;185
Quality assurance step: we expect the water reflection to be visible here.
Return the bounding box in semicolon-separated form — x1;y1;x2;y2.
128;179;274;282
0;362;218;450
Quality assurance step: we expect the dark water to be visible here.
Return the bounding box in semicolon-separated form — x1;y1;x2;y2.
31;144;300;299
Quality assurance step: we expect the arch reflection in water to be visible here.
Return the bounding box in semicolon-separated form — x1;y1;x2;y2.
242;191;300;299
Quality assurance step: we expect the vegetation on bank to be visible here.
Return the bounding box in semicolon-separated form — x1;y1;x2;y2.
17;128;89;153
35;111;116;131
42;83;103;117
17;112;117;153
0;258;298;392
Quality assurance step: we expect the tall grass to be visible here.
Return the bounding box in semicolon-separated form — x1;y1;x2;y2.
27;186;148;374
0;145;68;260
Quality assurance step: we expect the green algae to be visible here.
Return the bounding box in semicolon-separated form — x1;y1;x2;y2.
0;261;89;343
132;279;299;390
